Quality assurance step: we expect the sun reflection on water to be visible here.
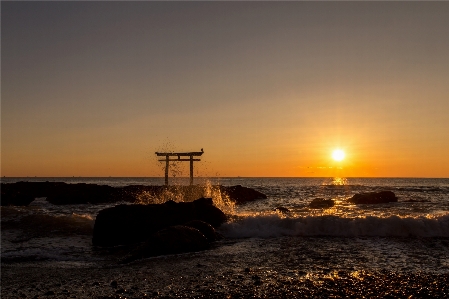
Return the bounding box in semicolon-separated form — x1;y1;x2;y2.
331;177;348;186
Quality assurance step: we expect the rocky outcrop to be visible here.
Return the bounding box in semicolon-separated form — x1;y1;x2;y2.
46;183;117;205
348;191;398;204
122;225;210;263
309;198;335;209
219;185;267;204
92;197;226;247
1;181;59;206
0;182;120;206
183;220;218;242
1;182;267;206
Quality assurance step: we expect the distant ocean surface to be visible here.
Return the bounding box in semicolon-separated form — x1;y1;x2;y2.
2;177;449;274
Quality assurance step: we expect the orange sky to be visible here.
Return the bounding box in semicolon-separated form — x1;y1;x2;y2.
2;2;449;178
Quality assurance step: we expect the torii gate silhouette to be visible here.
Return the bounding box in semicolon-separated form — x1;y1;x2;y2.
155;149;204;185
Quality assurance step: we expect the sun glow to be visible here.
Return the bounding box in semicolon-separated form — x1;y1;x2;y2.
332;149;345;162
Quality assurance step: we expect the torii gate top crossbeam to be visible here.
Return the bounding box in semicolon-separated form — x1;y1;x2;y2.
155;150;204;185
155;151;204;157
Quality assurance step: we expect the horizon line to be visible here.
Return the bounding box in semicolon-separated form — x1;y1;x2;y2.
2;176;448;179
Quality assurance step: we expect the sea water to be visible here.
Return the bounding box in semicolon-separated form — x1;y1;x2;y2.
1;177;449;273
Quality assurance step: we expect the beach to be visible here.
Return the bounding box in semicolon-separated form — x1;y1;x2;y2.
2;177;449;298
3;237;449;298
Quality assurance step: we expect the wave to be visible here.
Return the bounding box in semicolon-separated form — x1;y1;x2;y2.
220;214;449;238
2;212;94;236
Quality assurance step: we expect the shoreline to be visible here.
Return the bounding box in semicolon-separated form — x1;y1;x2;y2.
3;236;449;298
3;259;448;298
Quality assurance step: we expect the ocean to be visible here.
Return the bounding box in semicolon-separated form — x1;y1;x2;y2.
2;177;449;298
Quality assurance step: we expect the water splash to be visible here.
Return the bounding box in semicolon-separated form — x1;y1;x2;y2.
204;180;235;215
135;187;187;204
134;180;236;215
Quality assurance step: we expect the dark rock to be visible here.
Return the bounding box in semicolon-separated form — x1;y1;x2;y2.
348;191;398;204
192;197;228;227
220;185;267;204
184;220;217;241
149;225;209;255
0;191;35;206
46;183;117;205
1;182;268;206
309;198;335;209
123;225;209;261
92;197;226;247
0;181;121;206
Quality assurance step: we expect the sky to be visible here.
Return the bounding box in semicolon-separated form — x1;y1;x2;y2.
2;1;449;178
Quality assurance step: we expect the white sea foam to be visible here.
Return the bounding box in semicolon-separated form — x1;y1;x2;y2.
220;214;449;238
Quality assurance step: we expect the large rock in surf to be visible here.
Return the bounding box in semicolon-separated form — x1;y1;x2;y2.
122;225;210;263
184;220;218;242
92;197;226;247
348;191;397;204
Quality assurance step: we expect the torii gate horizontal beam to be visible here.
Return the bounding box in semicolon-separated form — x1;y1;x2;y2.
158;159;201;162
155;152;204;157
155;150;204;185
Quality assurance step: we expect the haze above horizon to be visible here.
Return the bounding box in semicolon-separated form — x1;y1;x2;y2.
2;2;449;178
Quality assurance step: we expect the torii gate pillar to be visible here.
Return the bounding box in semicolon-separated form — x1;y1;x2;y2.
155;149;204;186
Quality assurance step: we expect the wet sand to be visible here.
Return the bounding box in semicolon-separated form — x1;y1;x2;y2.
2;237;449;298
3;262;448;298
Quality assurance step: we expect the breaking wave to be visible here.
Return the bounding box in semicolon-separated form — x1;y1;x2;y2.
220;214;449;238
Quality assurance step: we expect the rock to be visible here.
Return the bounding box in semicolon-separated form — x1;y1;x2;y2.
0;181;51;206
220;185;267;204
92;197;226;247
184;220;217;241
192;197;228;227
149;225;209;255
46;183;117;205
0;191;35;206
348;191;397;204
122;225;209;262
309;198;335;209
1;182;268;206
0;181;121;206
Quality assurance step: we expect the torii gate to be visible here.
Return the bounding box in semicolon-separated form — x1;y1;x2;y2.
155;149;204;185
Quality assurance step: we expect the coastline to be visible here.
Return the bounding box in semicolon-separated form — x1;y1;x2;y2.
2;178;449;298
3;264;448;298
3;237;449;298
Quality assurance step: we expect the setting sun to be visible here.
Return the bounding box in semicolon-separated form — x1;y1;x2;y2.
332;149;345;162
